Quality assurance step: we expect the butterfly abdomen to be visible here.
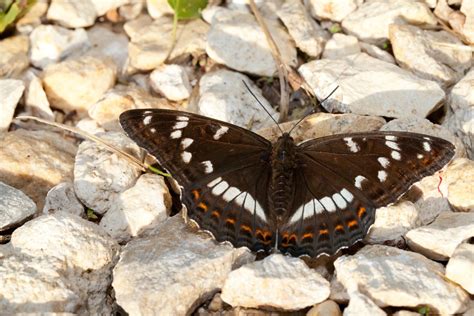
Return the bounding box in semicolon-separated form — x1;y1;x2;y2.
270;133;297;222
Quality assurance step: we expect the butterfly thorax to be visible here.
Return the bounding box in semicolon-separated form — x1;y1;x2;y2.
270;133;297;222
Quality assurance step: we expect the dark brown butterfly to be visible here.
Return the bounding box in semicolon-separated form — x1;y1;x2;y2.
120;109;454;257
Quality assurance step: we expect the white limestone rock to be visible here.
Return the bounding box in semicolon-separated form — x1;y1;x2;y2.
22;70;54;120
113;215;254;315
29;25;90;69
322;33;361;59
42;182;84;217
47;0;97;28
307;0;361;22
258;112;386;143
341;0;437;44
389;24;472;88
126;15;208;71
446;243;474;294
0;35;29;77
0;182;36;231
76;118;106;135
444;107;473;159
277;0;328;58
146;0;173;19
444;158;474;212
406;212;474;260
88;85;172;131
86;25;129;74
42;56;117;114
150;64;192;101
334;245;469;315
7;212;119;314
449;68;474;112
74;132;143;214
307;300;342;316
119;0;144;20
299;53;445;118
206;10;297;77
92;0;130;16
198;69;278;131
365;201;420;244
221;254;330;310
359;42;396;64
0;79;25;132
461;0;474;44
100;173;172;242
343;291;387;316
0;130;77;210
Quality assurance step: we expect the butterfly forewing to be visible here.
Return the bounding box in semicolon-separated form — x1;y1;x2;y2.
279;132;455;257
119;109;276;253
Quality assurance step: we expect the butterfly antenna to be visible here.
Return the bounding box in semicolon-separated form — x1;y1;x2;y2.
287;85;339;135
242;80;284;135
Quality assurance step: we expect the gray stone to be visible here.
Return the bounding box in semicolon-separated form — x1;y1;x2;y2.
343;291;386;316
0;35;29;77
334;245;469;315
448;68;474;112
0;79;25;132
444;108;473;160
42;182;84;217
446;243;474;294
113;215;254;315
47;0;97;28
299;53;445;118
445;158;474;212
22;70;54;120
150;64;192;101
307;0;361;22
221;254;330;310
322;33;361;59
0;182;36;231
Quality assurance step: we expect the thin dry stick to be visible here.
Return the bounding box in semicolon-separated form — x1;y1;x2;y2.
14;116;153;173
248;0;290;122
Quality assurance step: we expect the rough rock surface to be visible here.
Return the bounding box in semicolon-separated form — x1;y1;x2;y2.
113;215;254;315
150;64;192;101
299;53;445;118
0;182;36;231
42;182;84;216
74;132;143;214
0;79;24;132
334;245;469;315
221;254;330;310
444;158;474;212
445;243;474;294
0;35;29;77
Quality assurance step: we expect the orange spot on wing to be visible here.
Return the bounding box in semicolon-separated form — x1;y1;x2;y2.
225;218;236;225
335;224;344;232
211;210;220;218
192;189;200;200
319;229;329;235
302;233;313;240
358;207;366;218
348;220;358;228
240;225;252;232
256;229;272;244
197;202;208;212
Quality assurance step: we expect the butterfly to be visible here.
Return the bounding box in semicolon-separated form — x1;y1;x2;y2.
119;109;455;258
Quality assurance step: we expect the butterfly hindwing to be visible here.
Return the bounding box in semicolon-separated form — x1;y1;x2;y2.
119;109;276;252
278;132;455;257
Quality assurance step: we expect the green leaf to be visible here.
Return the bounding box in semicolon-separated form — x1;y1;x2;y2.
148;165;171;177
329;24;342;34
0;2;20;33
168;0;207;20
418;306;430;315
87;208;98;220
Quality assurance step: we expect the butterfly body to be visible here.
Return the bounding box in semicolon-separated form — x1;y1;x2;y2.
120;109;455;258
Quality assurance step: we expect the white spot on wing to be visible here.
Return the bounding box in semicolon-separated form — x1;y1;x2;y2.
213;126;229;140
378;157;390;168
181;138;193;149
385;135;397;141
177;116;189;121
181;151;192;163
222;186;241;202
344;137;360;153
207;177;222;187
170;130;182;139
243;194;267;222
212;180;229;195
332;193;347;209
150;128;156;133
417;154;423;159
354;175;367;189
378;170;387;182
385;140;400;151
201;160;213;174
391;151;401;160
320;196;336;212
340;188;353;202
143;116;152;125
173;121;188;129
423;141;431;152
